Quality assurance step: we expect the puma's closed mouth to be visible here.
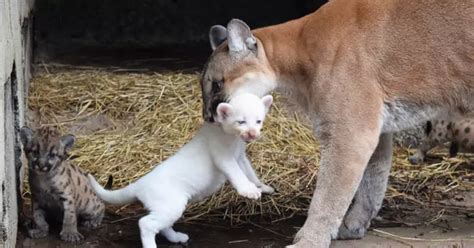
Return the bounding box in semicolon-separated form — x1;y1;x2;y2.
203;89;226;123
203;102;215;122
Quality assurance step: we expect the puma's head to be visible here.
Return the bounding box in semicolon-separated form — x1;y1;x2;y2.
200;19;277;122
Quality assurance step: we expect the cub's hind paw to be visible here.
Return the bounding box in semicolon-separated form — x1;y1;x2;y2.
166;231;189;243
28;228;48;239
82;219;102;229
60;230;84;243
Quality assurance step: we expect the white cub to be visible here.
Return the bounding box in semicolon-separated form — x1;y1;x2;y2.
88;93;274;248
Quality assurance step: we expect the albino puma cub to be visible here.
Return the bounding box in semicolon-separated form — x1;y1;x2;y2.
88;93;273;248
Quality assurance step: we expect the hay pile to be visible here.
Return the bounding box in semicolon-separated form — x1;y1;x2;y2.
27;68;473;222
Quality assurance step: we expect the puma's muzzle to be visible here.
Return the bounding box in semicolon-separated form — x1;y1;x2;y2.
202;84;226;122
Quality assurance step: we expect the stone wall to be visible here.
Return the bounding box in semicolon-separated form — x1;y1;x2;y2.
0;0;34;247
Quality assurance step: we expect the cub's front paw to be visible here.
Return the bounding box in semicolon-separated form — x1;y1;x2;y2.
60;230;84;243
238;183;262;200
259;184;275;194
28;228;48;239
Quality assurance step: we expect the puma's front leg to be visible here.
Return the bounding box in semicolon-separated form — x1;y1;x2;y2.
290;106;383;248
337;133;393;239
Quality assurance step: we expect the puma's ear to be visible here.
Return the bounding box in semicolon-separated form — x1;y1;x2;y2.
209;25;227;50
58;134;75;157
226;19;257;54
261;95;273;111
20;126;34;149
216;103;234;121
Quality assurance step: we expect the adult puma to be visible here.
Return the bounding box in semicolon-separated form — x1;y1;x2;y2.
200;1;474;247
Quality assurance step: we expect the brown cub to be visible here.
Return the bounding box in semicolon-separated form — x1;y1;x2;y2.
20;126;108;242
409;116;474;164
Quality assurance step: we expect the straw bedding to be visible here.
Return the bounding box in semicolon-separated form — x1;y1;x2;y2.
27;68;473;222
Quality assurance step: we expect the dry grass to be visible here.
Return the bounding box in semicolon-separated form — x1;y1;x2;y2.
27;68;473;222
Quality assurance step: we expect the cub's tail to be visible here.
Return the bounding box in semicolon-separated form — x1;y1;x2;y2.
88;174;137;205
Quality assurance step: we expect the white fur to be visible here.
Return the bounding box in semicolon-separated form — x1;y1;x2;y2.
88;93;274;248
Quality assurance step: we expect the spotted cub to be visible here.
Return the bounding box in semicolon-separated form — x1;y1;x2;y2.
409;116;474;164
20;126;110;242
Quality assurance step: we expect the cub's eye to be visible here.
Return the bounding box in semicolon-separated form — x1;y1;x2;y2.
48;153;57;159
256;120;262;124
237;120;246;125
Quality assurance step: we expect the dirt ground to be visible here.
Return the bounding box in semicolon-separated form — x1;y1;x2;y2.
19;47;474;248
16;208;474;248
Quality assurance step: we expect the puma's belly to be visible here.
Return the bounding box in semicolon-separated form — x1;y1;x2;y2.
382;101;444;133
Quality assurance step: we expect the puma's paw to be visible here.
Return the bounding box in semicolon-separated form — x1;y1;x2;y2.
238;183;262;200
337;218;367;240
292;222;331;248
259;184;275;194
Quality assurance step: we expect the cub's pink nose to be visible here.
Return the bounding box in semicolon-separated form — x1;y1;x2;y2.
247;129;258;140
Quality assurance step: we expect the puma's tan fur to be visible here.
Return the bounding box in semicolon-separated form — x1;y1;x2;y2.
201;1;473;247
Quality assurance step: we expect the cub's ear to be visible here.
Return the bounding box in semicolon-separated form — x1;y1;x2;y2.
261;95;273;111
19;126;34;149
209;25;227;50
216;103;234;121
59;134;75;156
